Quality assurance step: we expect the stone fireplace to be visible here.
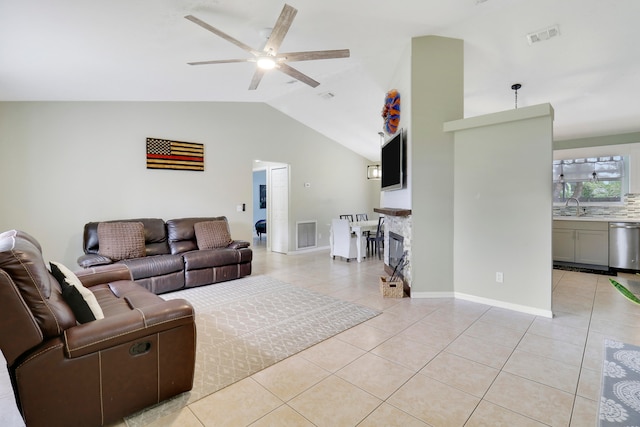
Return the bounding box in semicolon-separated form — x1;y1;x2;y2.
388;232;405;275
374;207;412;296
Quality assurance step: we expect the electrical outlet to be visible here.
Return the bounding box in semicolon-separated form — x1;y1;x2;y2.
495;272;504;283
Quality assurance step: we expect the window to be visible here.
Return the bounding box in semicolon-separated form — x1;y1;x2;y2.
553;156;627;204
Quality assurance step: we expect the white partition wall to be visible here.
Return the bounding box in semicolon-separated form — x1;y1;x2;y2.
409;36;464;295
445;104;554;316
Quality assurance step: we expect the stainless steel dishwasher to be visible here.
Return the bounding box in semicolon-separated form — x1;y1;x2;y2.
609;222;640;270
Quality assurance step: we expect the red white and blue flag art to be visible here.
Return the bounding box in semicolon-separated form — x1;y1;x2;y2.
146;138;204;171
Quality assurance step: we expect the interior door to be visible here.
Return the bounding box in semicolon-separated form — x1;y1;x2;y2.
269;165;289;254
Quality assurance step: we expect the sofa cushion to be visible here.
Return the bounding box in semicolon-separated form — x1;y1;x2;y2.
166;216;227;254
50;261;104;320
83;218;170;256
0;231;77;340
98;222;146;261
118;254;184;280
194;220;232;249
182;249;243;270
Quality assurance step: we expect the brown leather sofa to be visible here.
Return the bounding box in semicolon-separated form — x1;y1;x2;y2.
0;230;196;427
78;216;253;294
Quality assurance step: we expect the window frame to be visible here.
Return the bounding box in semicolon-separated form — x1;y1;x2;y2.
553;156;629;206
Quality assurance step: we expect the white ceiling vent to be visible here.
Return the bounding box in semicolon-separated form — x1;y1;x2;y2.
526;25;560;45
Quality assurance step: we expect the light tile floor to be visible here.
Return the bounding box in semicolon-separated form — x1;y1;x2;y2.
3;239;640;426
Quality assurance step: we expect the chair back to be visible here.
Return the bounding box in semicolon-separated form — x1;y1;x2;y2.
0;230;76;366
375;216;385;238
355;213;368;221
339;214;354;222
332;218;352;238
331;219;358;259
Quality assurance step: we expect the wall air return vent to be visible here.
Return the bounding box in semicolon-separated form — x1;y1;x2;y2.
526;25;560;45
296;221;317;250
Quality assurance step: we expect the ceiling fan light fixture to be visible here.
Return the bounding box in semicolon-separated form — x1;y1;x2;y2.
257;57;276;70
185;4;350;90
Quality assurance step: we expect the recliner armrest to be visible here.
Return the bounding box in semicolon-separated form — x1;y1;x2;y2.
78;253;113;268
75;264;132;287
228;240;250;249
63;299;194;358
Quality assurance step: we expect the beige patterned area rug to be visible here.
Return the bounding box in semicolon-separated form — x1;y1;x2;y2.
125;275;381;426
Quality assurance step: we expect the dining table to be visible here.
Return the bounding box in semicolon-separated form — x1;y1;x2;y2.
350;220;379;262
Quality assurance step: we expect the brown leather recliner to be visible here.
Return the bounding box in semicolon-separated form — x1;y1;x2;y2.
0;230;196;427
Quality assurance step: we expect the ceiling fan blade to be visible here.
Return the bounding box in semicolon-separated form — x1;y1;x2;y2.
277;49;350;62
188;59;253;65
277;63;320;88
249;68;267;90
185;15;259;56
262;4;297;55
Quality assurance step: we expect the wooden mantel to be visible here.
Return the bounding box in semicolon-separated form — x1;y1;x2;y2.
374;207;412;217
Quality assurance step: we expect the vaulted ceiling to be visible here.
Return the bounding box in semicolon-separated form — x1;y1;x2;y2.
2;0;639;160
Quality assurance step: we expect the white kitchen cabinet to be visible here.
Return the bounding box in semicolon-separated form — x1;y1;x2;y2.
552;228;575;262
553;220;609;266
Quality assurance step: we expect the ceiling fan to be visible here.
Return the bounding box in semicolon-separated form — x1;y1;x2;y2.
185;3;350;90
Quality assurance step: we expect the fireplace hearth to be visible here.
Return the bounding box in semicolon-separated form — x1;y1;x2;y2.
374;208;412;297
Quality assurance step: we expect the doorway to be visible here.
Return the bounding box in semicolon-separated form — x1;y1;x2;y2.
253;161;290;254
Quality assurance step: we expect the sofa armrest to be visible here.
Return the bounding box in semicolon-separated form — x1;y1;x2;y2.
75;264;132;288
77;253;113;268
63;299;194;358
228;240;250;249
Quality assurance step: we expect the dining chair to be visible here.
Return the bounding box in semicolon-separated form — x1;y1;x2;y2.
355;213;370;250
331;218;359;261
367;216;385;260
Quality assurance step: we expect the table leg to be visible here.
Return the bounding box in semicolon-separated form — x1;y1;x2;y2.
356;232;363;262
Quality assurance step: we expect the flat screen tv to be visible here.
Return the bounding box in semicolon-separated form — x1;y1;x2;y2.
381;129;405;191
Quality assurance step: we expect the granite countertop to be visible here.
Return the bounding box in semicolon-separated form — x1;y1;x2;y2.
553;215;640;222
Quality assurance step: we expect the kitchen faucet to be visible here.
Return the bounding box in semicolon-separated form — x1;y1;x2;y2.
565;197;582;216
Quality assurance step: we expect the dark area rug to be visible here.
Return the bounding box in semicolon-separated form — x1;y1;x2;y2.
600;339;640;426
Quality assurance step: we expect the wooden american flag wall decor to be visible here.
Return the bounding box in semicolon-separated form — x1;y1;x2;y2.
146;138;204;171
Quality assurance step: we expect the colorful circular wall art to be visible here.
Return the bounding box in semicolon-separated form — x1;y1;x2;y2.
382;89;401;135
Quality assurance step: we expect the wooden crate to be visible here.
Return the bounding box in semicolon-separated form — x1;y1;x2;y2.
380;277;404;298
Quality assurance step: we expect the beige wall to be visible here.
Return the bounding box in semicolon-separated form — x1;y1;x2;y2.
447;104;554;316
0;101;376;267
381;42;412;210
410;36;464;294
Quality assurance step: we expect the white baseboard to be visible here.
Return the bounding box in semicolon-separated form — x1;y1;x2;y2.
410;291;553;318
288;245;330;255
410;291;456;299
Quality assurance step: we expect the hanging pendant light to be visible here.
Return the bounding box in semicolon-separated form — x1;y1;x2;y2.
558;163;565;183
511;83;522;109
